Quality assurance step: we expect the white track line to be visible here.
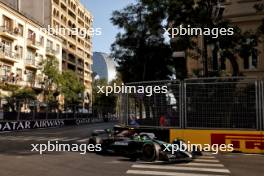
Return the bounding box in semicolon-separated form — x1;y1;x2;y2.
60;137;79;142
126;170;229;176
76;138;90;142
178;162;225;167
131;164;230;174
197;156;215;159
194;159;220;163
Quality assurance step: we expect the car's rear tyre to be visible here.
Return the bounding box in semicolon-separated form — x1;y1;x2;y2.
142;143;158;162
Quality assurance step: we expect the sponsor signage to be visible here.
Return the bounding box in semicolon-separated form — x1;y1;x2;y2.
170;129;264;153
211;133;264;151
0;120;64;132
76;118;91;125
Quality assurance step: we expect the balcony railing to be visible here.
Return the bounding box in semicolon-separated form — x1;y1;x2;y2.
78;62;84;67
0;77;43;89
0;49;20;62
27;39;41;49
0;26;18;40
0;26;15;35
68;57;76;63
46;47;58;56
25;57;36;68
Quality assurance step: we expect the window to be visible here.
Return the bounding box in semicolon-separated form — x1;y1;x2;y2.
40;36;44;46
16;46;23;59
244;49;258;70
25;70;35;83
15;24;24;37
250;49;258;69
47;40;53;49
1;39;12;53
28;29;36;42
38;54;43;62
1;65;11;81
3;16;13;31
27;49;35;61
15;68;22;82
56;44;60;53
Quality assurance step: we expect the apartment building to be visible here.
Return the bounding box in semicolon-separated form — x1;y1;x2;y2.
0;1;62;99
186;0;264;78
223;0;264;77
14;0;93;108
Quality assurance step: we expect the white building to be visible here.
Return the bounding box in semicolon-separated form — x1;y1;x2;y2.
0;1;62;97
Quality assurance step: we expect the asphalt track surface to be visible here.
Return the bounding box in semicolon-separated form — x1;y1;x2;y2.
0;122;263;176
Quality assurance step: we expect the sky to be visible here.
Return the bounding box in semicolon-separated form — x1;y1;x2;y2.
81;0;135;54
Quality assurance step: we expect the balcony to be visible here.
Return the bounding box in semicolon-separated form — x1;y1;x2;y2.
0;26;17;40
68;57;76;64
68;9;76;20
27;39;40;50
0;74;43;89
23;81;43;89
25;57;37;69
76;51;84;58
0;49;19;63
46;47;57;57
84;76;92;83
77;61;84;68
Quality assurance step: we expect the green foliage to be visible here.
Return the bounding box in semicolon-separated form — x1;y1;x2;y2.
41;56;62;87
111;1;173;82
2;56;85;110
0;83;19;92
61;70;85;105
112;0;260;79
12;88;36;101
40;56;62;108
93;78;118;114
4;88;36;112
41;57;85;108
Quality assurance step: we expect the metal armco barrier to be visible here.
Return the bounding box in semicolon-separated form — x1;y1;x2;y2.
122;77;264;131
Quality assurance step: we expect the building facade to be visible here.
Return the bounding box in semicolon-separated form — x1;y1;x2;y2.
92;52;116;82
186;0;264;78
0;1;62;99
14;0;93;108
223;0;264;77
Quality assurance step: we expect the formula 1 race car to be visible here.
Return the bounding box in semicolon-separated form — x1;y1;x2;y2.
88;128;195;162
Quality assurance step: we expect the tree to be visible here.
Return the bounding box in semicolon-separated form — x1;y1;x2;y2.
111;1;173;83
40;56;62;106
4;88;36;112
60;70;85;110
140;0;259;76
40;57;86;111
92;78;118;117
